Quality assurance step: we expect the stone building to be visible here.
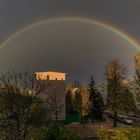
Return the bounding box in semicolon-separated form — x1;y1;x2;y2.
35;71;66;120
35;71;66;80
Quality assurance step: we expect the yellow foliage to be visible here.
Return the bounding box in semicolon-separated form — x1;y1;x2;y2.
98;128;140;140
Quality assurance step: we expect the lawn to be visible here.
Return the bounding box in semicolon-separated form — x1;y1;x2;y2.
59;114;82;125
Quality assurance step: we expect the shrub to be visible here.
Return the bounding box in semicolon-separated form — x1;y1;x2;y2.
98;128;140;140
43;122;81;140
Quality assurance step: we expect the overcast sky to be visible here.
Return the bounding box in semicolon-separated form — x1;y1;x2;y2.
0;0;139;82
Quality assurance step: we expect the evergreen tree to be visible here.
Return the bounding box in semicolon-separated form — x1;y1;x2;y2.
89;76;104;120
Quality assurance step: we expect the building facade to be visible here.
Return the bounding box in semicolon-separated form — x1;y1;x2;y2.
36;71;66;120
35;71;66;80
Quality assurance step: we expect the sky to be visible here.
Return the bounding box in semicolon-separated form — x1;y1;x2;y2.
0;0;140;82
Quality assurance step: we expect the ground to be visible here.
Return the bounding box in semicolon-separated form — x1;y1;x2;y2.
67;118;133;138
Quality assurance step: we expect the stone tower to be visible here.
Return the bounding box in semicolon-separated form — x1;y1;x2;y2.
35;71;66;120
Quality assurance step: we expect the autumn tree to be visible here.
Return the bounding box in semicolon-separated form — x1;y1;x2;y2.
120;84;136;113
66;84;90;117
133;53;140;109
80;85;90;116
105;59;136;127
134;71;140;109
0;71;46;140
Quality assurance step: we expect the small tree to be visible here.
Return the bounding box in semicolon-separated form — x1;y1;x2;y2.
88;76;104;120
73;89;83;115
80;85;90;116
66;87;75;116
43;122;81;140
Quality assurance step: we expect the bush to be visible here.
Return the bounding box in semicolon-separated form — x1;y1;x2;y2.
98;128;140;140
43;122;81;140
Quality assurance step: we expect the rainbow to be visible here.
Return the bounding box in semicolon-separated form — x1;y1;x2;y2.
0;17;140;51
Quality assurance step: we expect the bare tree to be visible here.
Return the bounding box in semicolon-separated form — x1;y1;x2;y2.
0;71;46;140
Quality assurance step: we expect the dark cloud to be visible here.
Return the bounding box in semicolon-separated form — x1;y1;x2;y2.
0;20;137;82
0;0;140;41
0;0;139;82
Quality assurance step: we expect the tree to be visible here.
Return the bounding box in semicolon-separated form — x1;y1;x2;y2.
80;85;90;116
0;71;46;140
134;70;140;110
66;84;89;117
73;89;83;115
88;76;104;120
66;87;75;116
105;59;136;127
120;85;136;113
43;122;81;140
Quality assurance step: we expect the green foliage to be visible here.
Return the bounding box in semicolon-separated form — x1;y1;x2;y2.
43;122;81;140
28;98;47;127
98;128;140;140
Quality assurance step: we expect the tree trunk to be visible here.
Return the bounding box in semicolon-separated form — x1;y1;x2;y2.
55;110;58;121
113;111;118;127
16;121;20;140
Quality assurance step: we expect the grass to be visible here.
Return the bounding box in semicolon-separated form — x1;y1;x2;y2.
59;114;82;125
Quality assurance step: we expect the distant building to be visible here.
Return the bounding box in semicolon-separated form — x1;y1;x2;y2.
36;71;66;120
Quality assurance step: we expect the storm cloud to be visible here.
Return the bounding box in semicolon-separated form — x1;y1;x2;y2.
0;19;137;82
